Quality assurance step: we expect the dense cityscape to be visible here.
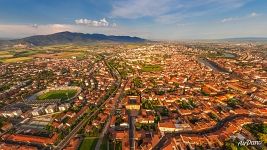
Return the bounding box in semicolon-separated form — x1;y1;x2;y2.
1;0;267;149
0;41;266;150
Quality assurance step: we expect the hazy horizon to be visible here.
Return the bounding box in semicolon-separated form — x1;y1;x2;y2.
1;31;267;41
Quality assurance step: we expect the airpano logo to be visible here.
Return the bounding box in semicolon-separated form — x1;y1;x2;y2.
238;140;262;146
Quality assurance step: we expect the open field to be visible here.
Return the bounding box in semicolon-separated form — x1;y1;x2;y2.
0;50;39;63
33;52;85;59
0;51;13;58
0;47;87;63
37;89;77;101
141;64;163;72
79;137;98;150
0;51;11;55
53;52;85;59
0;57;33;63
0;54;13;58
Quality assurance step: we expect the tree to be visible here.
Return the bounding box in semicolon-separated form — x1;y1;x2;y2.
227;98;240;108
133;77;144;88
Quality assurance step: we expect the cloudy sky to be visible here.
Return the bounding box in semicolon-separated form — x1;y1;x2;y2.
0;0;267;40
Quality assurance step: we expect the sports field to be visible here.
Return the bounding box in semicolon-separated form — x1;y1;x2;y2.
37;89;77;101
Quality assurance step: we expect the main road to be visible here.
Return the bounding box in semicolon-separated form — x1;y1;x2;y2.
95;79;127;150
55;57;121;150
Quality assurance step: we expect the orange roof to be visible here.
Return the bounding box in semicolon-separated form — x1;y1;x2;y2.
63;137;81;150
3;133;58;145
114;131;128;140
0;143;38;150
158;121;175;128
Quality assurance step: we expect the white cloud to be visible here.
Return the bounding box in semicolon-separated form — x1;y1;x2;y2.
249;12;259;17
75;18;116;27
111;0;251;22
221;12;260;23
111;0;174;19
221;17;236;23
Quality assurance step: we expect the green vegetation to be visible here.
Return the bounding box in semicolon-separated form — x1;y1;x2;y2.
188;116;200;124
163;54;172;59
179;99;197;109
155;90;165;95
0;51;10;55
0;117;7;129
244;123;267;144
141;64;163;72
0;51;13;58
135;123;156;131
133;77;143;88
0;84;10;92
69;80;84;87
224;139;249;150
0;102;5;109
159;107;169;117
173;82;179;88
110;141;122;150
37;89;77;101
100;137;109;150
200;90;209;96
207;112;220;121
116;142;122;150
125;88;140;96
37;70;54;80
115;115;123;126
141;99;160;109
1;57;33;63
108;58;133;79
79;137;99;150
86;126;101;137
227;98;240;108
13;50;40;57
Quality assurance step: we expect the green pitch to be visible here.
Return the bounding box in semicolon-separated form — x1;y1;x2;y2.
37;90;77;101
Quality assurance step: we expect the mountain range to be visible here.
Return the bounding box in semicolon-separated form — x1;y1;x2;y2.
0;31;146;47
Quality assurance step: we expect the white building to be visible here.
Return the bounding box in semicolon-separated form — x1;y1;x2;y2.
45;104;57;114
32;107;45;116
1;109;22;118
59;103;70;112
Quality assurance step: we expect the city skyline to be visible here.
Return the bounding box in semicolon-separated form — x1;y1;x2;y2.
0;0;267;40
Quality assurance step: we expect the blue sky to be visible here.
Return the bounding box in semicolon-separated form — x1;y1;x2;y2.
0;0;267;40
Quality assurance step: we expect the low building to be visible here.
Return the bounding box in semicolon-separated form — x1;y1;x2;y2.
1;123;13;131
59;103;71;111
125;96;141;110
158;121;191;133
45;104;57;114
0;109;22;118
32;107;45;116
